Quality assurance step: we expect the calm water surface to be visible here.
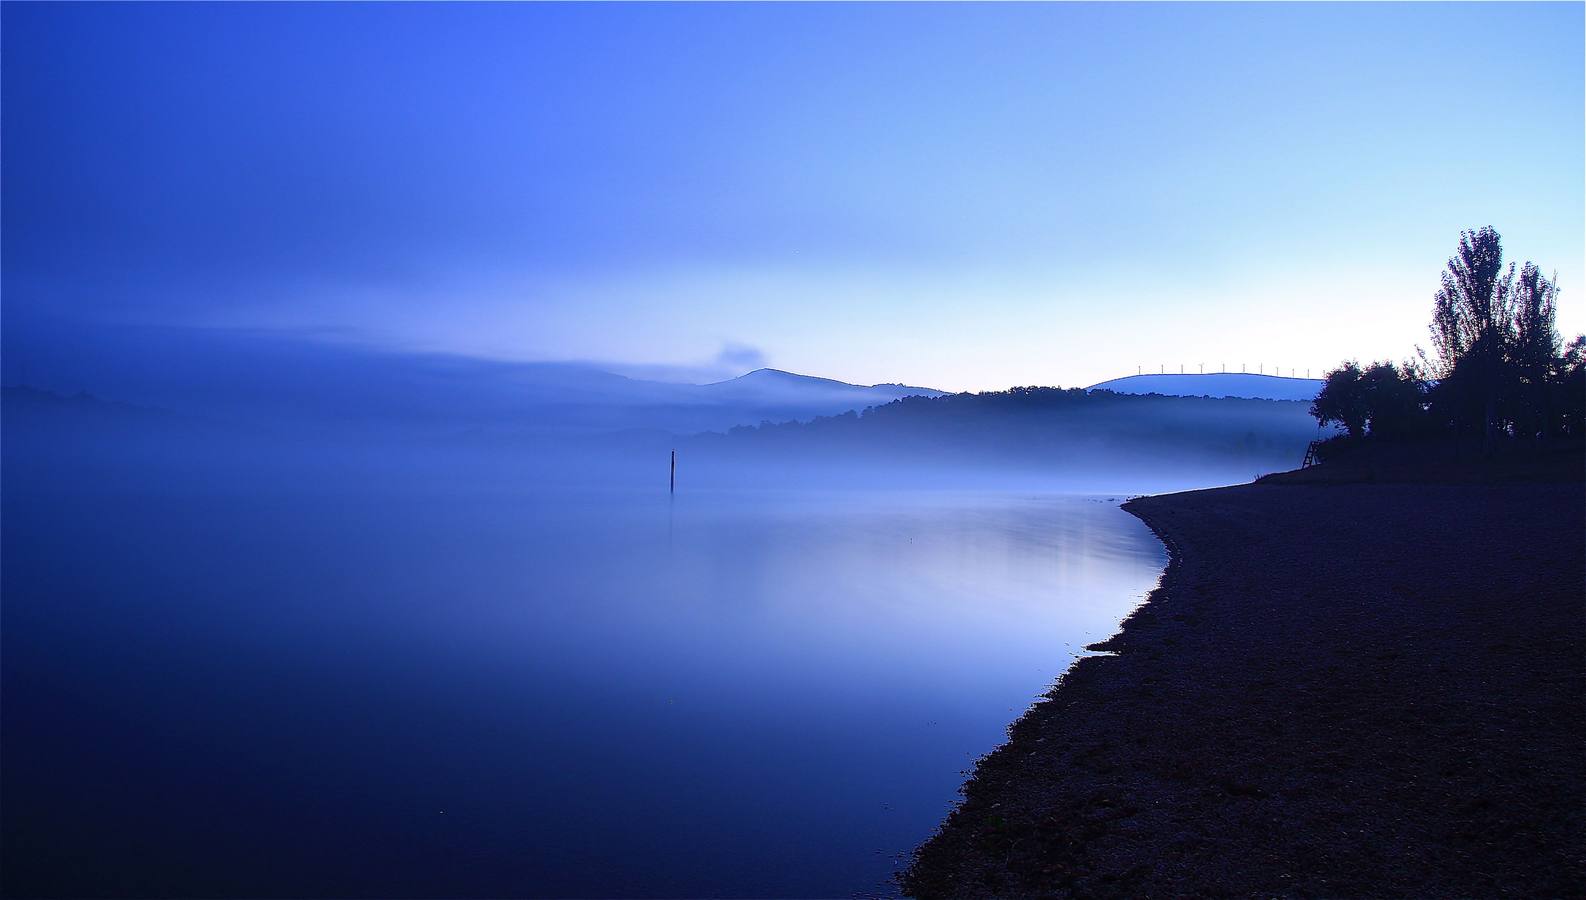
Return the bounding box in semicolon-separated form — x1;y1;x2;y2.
4;477;1165;897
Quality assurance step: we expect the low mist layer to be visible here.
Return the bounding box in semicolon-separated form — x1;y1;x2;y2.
685;388;1322;493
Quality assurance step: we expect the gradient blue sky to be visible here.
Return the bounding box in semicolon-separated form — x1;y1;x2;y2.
5;2;1582;391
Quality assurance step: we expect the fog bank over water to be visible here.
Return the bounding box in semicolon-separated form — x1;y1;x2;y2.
3;324;1320;895
5;318;1324;494
5;383;1173;896
685;389;1320;493
5;387;1318;498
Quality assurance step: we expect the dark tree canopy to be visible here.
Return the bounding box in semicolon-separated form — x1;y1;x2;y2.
1312;361;1425;440
1311;362;1369;438
1427;226;1512;380
1510;263;1563;437
1359;362;1425;439
1314;226;1583;447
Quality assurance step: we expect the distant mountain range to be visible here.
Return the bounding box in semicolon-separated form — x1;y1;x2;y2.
11;317;1330;439
6;319;946;436
1086;373;1323;402
698;367;942;408
7;354;1333;493
549;366;944;433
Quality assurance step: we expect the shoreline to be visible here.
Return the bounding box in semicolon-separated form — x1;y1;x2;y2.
903;477;1585;897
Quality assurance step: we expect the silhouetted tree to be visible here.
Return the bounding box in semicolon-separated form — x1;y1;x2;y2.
1510;263;1561;438
1556;335;1586;438
1312;362;1368;438
1424;226;1513;447
1359;362;1426;438
1317;225;1583;450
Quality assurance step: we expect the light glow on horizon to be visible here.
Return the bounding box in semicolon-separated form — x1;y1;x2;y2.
4;2;1582;393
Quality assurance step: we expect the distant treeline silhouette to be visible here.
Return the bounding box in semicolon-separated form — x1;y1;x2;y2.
697;386;1318;482
1311;227;1585;455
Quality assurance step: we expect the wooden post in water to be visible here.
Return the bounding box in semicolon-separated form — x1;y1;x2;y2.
670;449;676;494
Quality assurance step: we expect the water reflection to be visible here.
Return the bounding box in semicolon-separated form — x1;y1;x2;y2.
4;483;1164;897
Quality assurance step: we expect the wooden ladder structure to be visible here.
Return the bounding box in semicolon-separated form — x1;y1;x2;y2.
1301;439;1321;468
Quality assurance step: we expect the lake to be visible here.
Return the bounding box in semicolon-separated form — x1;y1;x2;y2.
3;471;1165;897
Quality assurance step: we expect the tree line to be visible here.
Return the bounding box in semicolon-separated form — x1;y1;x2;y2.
1311;227;1585;448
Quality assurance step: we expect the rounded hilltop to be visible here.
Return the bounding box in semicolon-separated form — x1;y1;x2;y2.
1087;372;1323;402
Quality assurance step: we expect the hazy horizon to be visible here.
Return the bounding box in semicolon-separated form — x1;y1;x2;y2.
6;5;1582;897
6;2;1583;393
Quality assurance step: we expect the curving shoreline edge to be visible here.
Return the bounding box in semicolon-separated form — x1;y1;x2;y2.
902;479;1585;898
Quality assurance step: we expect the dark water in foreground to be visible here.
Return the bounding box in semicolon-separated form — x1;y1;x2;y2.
4;475;1164;897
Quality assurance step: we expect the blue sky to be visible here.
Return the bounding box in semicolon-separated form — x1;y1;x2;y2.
5;2;1582;391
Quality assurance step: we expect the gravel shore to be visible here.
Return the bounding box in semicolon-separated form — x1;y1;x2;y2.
903;479;1584;897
